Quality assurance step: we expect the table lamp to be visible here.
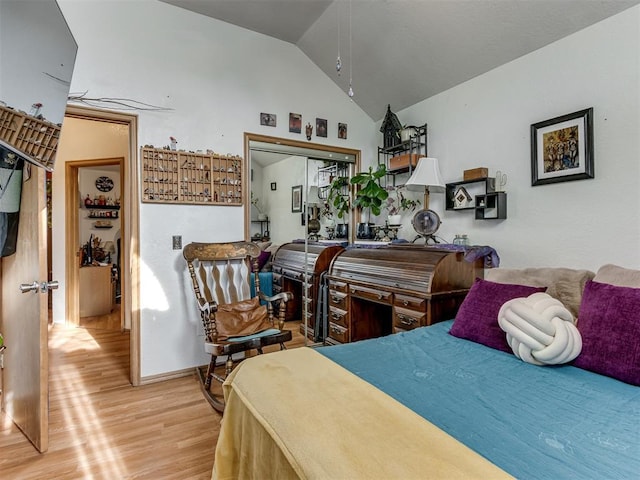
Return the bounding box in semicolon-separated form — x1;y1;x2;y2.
103;241;116;263
306;186;322;240
404;157;445;243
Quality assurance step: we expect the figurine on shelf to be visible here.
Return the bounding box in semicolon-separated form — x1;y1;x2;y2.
170;136;178;151
30;102;43;118
84;194;93;206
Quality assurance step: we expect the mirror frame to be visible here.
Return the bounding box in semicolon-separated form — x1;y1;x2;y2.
243;132;361;243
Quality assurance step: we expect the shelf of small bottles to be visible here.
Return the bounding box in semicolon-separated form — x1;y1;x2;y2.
0;104;60;169
141;147;243;205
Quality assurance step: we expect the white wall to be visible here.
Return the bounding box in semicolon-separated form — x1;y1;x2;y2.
385;6;640;271
56;0;375;378
261;156;307;244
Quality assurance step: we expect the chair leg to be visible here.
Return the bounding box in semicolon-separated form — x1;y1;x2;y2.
279;342;287;350
204;355;217;389
196;354;226;413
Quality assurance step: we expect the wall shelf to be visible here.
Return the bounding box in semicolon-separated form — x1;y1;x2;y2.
141;146;243;205
378;124;427;184
445;177;507;220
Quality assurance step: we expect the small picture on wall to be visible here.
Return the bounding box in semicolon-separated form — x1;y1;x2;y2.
316;118;327;138
291;185;302;212
289;113;302;134
260;112;276;127
338;122;347;139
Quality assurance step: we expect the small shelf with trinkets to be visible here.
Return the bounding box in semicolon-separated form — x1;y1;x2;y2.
378;123;427;183
141;146;243;205
445;177;507;220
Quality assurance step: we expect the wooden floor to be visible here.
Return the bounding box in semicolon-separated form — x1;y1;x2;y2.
0;319;306;479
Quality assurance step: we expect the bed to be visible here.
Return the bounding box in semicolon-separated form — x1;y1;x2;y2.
213;264;640;479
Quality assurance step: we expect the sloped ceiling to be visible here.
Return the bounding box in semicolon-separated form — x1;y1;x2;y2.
161;0;639;121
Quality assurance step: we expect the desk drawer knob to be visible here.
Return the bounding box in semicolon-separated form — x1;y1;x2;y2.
331;295;341;303
398;314;417;326
403;300;409;306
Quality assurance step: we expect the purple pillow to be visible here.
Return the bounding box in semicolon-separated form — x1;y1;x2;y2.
256;250;271;271
573;280;640;386
449;278;547;352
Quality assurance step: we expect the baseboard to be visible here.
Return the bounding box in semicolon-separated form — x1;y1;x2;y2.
139;367;195;385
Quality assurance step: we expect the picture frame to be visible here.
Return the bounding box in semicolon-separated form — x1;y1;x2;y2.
531;108;594;186
291;185;302;212
338;122;347;139
316;118;327;138
260;112;276;127
289;113;302;134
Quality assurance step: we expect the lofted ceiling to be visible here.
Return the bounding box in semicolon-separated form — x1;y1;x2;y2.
161;0;639;122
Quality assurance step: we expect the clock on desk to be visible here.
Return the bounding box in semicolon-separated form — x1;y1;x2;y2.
95;176;114;192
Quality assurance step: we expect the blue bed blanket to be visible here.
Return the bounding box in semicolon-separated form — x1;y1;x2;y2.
319;321;640;480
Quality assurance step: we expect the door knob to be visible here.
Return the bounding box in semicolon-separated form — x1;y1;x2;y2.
41;280;59;292
20;280;59;293
20;281;40;293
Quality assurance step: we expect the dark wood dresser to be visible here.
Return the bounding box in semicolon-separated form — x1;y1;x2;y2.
326;245;483;344
272;242;345;339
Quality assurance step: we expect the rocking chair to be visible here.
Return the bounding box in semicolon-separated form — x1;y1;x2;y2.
183;241;293;412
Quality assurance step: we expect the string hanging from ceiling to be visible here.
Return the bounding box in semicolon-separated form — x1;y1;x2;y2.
336;2;341;76
348;0;354;99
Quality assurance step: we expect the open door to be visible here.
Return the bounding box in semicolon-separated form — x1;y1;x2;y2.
1;166;51;452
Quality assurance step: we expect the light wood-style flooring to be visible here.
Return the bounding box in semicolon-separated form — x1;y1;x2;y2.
0;314;306;479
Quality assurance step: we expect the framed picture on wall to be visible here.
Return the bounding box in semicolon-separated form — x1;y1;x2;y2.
289;113;302;134
316;118;327;138
291;185;302;212
260;112;276;127
338;122;347;139
531;108;594;186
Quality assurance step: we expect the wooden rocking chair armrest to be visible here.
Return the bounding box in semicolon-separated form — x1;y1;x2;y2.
198;299;218;315
259;291;293;304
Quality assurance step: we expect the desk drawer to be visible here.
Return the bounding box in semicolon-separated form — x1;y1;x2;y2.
282;268;304;282
350;285;392;304
393;306;425;331
394;294;427;311
329;290;348;309
328;322;348;343
328;279;348;293
328;306;348;328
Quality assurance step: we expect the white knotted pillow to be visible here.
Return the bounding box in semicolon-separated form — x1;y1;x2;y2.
498;292;582;365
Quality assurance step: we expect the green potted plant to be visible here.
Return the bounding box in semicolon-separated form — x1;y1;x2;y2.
384;185;419;225
326;176;351;238
350;164;388;239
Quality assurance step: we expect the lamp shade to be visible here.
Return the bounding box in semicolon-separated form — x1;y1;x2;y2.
307;186;322;206
404;157;445;191
103;241;116;254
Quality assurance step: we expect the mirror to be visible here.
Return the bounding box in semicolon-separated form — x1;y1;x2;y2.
244;133;360;345
245;134;360;245
0;0;77;256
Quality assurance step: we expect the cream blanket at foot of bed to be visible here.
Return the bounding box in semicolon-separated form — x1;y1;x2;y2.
213;347;512;480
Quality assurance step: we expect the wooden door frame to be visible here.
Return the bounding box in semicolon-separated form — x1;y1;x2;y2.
65;157;123;324
63;105;141;385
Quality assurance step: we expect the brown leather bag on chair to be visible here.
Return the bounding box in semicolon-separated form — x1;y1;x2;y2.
215;297;272;341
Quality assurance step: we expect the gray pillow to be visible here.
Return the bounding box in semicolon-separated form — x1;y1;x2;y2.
485;267;595;319
594;264;640;288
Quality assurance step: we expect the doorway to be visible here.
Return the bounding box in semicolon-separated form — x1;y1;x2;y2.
61;105;141;385
67;159;123;331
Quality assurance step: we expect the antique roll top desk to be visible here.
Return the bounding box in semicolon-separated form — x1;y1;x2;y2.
272;242;345;339
326;245;483;344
